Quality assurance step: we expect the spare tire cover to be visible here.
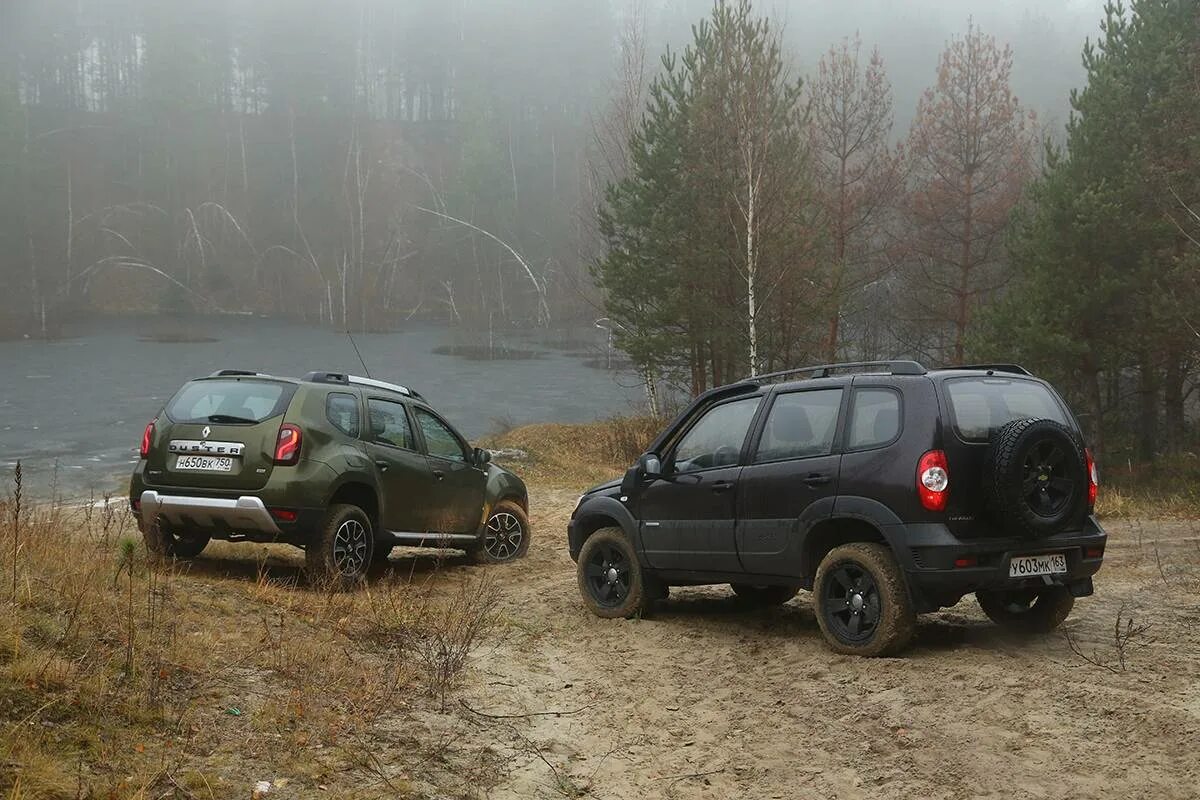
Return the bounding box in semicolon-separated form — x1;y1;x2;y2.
985;417;1087;538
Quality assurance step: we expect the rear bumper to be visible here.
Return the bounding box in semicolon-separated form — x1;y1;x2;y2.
894;517;1107;612
139;490;282;538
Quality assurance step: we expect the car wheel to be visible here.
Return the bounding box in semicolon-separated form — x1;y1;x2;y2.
976;586;1074;633
143;522;210;560
306;504;374;589
814;543;915;657
471;500;531;563
730;583;800;606
577;527;658;619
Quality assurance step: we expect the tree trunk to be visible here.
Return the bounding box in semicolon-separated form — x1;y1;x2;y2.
1163;352;1185;456
1137;356;1159;463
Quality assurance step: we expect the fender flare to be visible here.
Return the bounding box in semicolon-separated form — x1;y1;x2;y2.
569;495;645;563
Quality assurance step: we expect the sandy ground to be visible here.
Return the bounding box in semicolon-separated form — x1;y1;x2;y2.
436;488;1200;800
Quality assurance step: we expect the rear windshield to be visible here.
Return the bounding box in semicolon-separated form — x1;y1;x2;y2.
944;377;1069;442
166;379;295;425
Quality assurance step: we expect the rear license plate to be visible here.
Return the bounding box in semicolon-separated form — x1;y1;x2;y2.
175;455;234;473
1009;553;1067;578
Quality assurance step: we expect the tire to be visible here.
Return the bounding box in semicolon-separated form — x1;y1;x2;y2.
730;583;800;606
976;586;1074;634
577;527;658;619
470;500;531;564
814;543;915;657
143;522;210;560
986;418;1087;538
305;504;374;589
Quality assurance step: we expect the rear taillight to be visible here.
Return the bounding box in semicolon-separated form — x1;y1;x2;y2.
917;449;949;512
140;420;155;459
274;423;302;466
1085;448;1098;507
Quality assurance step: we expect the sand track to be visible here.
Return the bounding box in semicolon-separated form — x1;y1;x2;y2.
448;488;1200;799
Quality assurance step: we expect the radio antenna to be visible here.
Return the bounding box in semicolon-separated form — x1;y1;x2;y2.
345;330;371;378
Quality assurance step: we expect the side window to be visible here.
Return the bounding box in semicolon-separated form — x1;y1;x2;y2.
367;399;414;450
846;388;901;451
755;389;843;462
326;392;360;437
414;408;467;462
671;397;761;473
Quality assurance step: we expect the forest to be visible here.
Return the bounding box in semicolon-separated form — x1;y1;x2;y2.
0;0;1196;462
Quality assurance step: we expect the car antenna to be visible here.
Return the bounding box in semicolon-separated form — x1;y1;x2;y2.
345;329;371;379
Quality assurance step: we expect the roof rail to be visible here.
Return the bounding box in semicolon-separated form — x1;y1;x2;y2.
209;369;265;378
748;360;927;384
947;363;1031;376
303;371;425;401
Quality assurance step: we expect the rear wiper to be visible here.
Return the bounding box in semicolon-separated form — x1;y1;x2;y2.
206;414;257;424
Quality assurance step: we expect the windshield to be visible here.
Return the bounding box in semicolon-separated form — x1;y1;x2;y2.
166;379;294;425
944;377;1070;442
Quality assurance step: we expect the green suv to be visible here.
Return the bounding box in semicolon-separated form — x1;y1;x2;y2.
130;370;530;585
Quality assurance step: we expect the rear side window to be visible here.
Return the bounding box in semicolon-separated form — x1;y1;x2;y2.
755;389;842;462
166;379;293;424
368;399;415;449
326;392;359;437
847;389;901;450
945;377;1068;442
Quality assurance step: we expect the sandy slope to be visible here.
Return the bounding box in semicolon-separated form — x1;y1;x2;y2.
446;488;1200;800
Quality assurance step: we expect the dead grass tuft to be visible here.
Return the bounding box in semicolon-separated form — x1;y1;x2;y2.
0;466;502;798
482;415;666;488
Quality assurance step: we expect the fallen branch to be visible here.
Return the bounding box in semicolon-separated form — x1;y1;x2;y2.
459;698;593;720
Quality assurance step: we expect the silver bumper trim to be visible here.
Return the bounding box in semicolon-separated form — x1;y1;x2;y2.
140;491;281;536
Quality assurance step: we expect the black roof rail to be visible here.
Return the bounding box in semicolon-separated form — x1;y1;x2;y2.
747;360;927;384
945;363;1031;376
302;371;351;385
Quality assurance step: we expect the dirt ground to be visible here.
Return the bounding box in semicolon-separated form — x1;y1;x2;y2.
438;487;1200;800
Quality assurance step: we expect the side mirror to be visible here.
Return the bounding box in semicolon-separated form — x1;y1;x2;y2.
473;447;492;467
637;452;662;479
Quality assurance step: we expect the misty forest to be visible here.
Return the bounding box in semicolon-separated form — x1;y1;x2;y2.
1;0;1198;463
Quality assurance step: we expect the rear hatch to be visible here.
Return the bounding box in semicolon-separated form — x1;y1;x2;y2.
147;377;299;492
937;374;1085;538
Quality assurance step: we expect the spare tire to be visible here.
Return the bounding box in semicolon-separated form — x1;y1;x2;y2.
985;417;1086;538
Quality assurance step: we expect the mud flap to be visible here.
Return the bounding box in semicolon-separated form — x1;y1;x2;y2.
1067;577;1094;598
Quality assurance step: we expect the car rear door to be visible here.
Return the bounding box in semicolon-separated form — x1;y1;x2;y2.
364;397;438;534
411;406;486;534
736;387;846;576
636;395;763;573
148;377;298;491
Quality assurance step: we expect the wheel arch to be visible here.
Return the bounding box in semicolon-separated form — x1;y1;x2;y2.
569;496;642;563
801;515;892;589
327;480;380;531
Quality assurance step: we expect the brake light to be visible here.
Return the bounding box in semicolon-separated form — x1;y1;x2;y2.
140;420;155;458
270;508;298;523
1085;448;1098;507
274;423;302;466
917;449;949;512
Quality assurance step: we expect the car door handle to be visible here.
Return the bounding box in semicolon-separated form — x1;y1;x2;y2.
433;470;445;481
803;473;831;487
710;480;734;493
374;460;389;472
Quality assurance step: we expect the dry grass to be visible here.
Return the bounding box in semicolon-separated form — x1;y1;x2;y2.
482;415;666;488
0;468;503;799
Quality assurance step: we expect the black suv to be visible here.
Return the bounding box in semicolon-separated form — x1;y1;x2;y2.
132;370;530;586
568;362;1104;656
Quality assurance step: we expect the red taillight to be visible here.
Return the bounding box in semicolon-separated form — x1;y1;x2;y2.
917;449;949;512
954;556;977;568
270;508;298;523
274;423;302;466
1085;546;1104;559
140;420;155;459
1085;448;1098;507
